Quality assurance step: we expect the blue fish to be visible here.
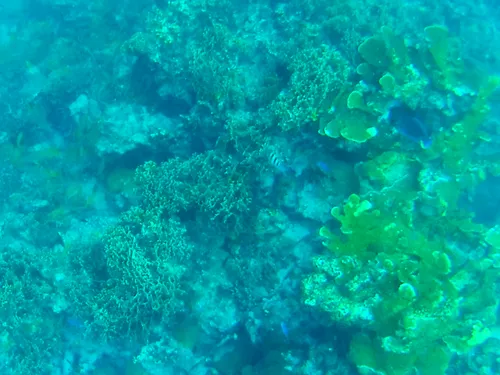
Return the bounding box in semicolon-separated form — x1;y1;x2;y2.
66;316;85;329
316;161;331;173
280;321;289;341
386;102;433;148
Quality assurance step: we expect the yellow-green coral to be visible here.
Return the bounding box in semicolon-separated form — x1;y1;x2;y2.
436;75;500;174
308;19;500;375
350;333;451;375
322;109;378;143
379;73;396;93
304;190;499;375
424;25;450;74
358;36;390;68
346;90;365;110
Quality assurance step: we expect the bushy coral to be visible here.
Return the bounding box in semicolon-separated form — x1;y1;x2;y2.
0;243;65;374
79;208;192;342
270;44;352;131
135;150;252;230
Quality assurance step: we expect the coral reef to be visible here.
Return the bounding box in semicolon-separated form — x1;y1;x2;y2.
0;0;499;374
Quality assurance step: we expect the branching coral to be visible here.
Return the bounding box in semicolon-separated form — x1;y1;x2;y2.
135;151;252;230
0;245;64;374
68;150;253;343
84;208;192;341
271;44;352;131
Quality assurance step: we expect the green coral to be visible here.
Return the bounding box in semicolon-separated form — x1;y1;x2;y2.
352;25;463;113
379;73;396;93
424;25;450;74
358;36;391;68
321;106;378;144
319;26;443;147
349;333;451;375
485;225;500;250
436;75;500;174
304;190;499;375
318;145;499;373
346;90;365;110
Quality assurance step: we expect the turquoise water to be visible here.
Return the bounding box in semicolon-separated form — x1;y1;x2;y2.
0;0;499;374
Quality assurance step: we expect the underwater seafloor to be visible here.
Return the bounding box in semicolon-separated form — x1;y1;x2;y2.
1;0;500;374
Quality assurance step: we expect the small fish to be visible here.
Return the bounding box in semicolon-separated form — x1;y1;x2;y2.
269;150;289;173
280;321;289;340
269;150;284;167
66;317;85;328
386;101;433;148
316;161;331;173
